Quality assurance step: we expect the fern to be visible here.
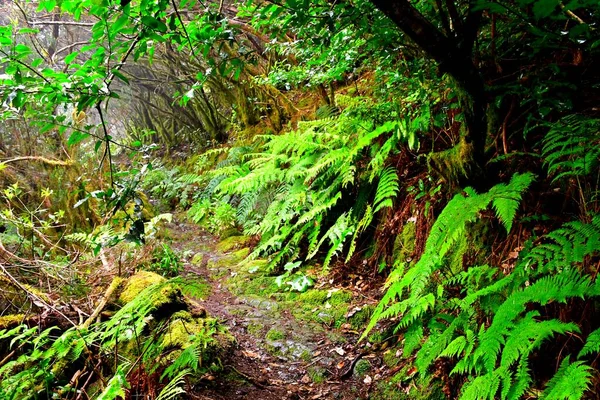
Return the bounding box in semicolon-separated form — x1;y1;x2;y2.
542;115;600;182
363;172;535;339
373;167;400;212
541;356;592;400
157;369;190;400
97;367;129;400
578;328;600;359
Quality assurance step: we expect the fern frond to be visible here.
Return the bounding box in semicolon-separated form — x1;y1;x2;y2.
156;369;190;400
541;356;592;400
374;167;400;212
579;328;600;359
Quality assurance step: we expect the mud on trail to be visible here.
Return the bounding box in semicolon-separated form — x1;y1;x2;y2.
166;220;393;400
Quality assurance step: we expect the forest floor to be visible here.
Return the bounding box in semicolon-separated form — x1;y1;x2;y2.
166;218;397;400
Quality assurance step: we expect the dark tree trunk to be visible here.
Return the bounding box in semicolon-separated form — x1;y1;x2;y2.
369;0;487;173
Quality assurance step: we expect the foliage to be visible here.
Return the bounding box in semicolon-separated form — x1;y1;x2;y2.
205;102;411;271
148;243;182;277
0;277;221;399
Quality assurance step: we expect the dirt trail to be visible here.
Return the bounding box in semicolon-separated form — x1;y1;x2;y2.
167;220;383;400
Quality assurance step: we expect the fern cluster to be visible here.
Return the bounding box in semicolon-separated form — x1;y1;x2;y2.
0;278;222;399
366;171;600;399
187;101;408;271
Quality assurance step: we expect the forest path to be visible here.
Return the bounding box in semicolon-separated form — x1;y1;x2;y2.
166;218;384;400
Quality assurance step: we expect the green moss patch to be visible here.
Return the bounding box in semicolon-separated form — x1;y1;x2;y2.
216;236;251;253
119;271;166;304
265;328;285;341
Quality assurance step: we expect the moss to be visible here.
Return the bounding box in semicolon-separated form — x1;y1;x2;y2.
191;253;204;265
266;343;283;357
0;313;25;328
307;366;328;384
0;276;51;313
216;235;251;253
300;350;312;362
265;328;285;341
383;350;401;368
296;289;352;306
348;305;374;331
367;331;387;344
246;322;264;336
427;137;475;184
220;228;242;240
161;314;218;349
228;273;281;297
354;359;372;377
118;271;166;304
207;249;249;270
296;289;329;304
393;222;416;263
238;259;269;273
231;248;250;263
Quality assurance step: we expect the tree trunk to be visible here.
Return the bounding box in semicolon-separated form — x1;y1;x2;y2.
369;0;487;173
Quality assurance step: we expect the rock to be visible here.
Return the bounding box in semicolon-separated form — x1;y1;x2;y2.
191;253;204;265
215;235;251;253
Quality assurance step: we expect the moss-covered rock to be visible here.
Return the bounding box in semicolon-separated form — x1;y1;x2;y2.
220;227;242;240
353;358;372;378
265;328;285;341
118;271;166;304
161;312;220;349
0;313;25;329
191;252;204;266
216;235;251;253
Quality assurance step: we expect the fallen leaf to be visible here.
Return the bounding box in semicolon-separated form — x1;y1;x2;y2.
242;350;260;359
337;361;345;369
363;375;372;384
332;347;345;356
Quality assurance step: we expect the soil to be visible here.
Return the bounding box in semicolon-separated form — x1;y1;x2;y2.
167;221;387;400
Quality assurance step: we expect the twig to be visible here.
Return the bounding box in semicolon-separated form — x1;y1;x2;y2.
1;155;73;166
0;261;77;326
80;277;121;329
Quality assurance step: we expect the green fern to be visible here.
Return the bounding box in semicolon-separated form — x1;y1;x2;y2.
578;328;600;359
363;172;535;339
542;115;600;182
157;369;190;400
541;356;592;400
373;167;400;212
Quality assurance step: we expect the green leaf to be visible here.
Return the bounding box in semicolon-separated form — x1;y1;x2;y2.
141;16;168;33
533;0;560;18
67;131;90;146
64;51;79;64
111;68;129;84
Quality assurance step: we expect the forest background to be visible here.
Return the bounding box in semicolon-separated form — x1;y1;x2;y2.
0;0;599;399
